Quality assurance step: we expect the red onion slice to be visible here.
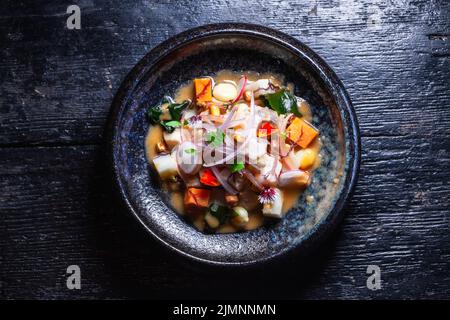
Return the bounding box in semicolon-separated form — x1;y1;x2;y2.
211;166;237;195
265;155;279;179
282;157;297;171
227;118;246;128
180;115;193;143
176;141;201;175
244;81;259;92
200;123;216;131
278;114;292;157
203;92;256;167
208;115;224;123
242;169;264;191
232;76;248;103
180;115;185;143
219;105;238;130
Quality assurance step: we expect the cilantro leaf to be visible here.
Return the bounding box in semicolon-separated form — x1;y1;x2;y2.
184;148;196;154
164;120;182;128
160;121;175;133
230;161;245;173
205;129;225;147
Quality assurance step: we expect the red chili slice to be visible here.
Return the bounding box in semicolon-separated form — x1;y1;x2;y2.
257;122;278;137
200;169;221;187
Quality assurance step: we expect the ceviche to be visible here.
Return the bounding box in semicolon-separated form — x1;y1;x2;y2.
145;71;321;233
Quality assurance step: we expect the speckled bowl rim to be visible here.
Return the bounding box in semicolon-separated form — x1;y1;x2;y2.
106;23;361;267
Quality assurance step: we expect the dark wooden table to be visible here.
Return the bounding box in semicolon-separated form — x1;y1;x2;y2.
1;0;449;299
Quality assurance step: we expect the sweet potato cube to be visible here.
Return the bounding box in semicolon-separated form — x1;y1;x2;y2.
194;78;212;103
184;187;211;212
286;118;319;148
225;193;239;207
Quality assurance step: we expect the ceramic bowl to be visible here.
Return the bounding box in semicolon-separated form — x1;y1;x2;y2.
107;23;360;266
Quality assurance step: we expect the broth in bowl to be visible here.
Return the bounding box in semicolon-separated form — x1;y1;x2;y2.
145;71;322;233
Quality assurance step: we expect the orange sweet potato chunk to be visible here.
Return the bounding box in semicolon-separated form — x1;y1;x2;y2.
194;78;212;103
184;187;211;212
286;118;319;148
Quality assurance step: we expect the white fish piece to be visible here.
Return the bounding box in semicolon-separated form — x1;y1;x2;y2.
255;79;277;98
256;154;282;186
256;79;270;89
231;103;250;130
183;108;197;121
234;102;250;116
244;80;259;92
245;79;269;92
163;128;182;149
247;138;269;164
256;106;274;122
262;188;283;218
286;148;303;169
278;170;310;188
152;153;178;180
177;141;202;175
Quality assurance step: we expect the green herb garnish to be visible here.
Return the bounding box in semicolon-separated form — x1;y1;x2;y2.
261;89;302;117
168;100;190;121
164;120;182;128
147;96;190;133
209;202;229;224
230;161;245;173
205;129;225;147
184;148;196;154
147;104;164;124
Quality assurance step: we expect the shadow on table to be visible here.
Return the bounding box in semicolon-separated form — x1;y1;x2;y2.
87;144;342;299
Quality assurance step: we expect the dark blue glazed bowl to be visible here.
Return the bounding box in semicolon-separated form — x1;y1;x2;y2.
107;23;360;266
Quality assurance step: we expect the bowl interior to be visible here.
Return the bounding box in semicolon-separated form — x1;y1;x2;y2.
112;28;355;265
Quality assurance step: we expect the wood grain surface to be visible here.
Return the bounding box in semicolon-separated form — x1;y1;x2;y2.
1;0;449;299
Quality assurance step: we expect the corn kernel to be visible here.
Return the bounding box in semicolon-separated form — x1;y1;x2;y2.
300;148;316;169
243;90;252;102
209;104;221;116
234;134;245;143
